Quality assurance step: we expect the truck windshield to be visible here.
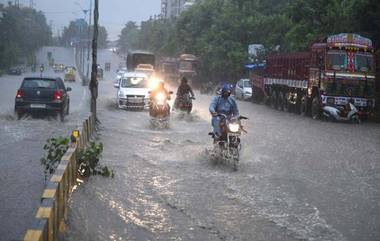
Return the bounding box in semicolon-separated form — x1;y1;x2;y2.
179;61;194;71
243;81;252;87
121;77;147;88
327;51;347;70
355;53;374;73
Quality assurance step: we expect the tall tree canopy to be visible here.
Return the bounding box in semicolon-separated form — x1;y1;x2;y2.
0;3;52;70
117;0;380;82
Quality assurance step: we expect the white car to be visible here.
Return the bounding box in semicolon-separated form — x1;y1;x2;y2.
235;79;252;100
114;72;150;109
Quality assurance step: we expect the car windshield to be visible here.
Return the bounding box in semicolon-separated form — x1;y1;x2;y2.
327;51;347;70
243;81;252;87
121;77;147;88
355;53;374;73
22;79;57;89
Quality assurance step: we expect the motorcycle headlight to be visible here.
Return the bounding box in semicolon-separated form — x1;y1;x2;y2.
148;78;161;89
155;93;166;102
228;123;240;133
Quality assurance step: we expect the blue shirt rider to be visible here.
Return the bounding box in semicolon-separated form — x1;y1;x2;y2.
209;83;239;138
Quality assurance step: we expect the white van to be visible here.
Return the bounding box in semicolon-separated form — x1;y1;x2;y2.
114;72;150;109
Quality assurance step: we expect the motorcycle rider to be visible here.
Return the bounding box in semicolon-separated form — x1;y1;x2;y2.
149;81;171;117
209;83;239;139
174;76;195;109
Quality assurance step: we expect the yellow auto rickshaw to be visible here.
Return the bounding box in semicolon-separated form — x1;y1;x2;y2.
64;66;76;82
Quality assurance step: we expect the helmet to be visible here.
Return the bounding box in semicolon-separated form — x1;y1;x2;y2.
181;76;188;84
221;83;232;94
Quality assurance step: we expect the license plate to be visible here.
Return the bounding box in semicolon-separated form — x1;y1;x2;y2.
30;104;46;108
127;98;143;103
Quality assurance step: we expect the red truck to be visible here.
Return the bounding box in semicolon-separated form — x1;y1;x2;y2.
251;33;376;119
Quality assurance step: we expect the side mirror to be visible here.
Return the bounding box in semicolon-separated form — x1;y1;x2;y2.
66;87;72;92
114;83;120;88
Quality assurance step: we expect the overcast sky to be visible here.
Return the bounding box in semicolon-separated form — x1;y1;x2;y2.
1;0;161;40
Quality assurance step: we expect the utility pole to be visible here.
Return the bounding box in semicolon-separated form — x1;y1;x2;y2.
86;0;93;80
29;0;35;8
89;0;98;118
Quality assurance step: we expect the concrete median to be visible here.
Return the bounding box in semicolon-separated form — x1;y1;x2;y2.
24;114;95;241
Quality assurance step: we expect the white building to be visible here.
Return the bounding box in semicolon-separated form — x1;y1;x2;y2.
161;0;196;19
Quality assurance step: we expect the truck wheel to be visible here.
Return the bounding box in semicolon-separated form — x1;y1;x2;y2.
283;92;290;112
311;96;321;119
298;94;307;116
277;91;284;111
270;91;277;109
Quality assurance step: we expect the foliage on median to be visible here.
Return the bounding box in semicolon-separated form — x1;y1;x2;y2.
78;141;114;178
41;137;114;181
40;137;70;181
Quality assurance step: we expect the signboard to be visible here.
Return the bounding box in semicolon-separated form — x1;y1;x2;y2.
327;33;373;48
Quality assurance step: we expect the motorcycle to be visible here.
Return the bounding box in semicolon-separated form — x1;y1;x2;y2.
149;90;173;128
175;93;195;114
322;102;360;123
209;114;248;171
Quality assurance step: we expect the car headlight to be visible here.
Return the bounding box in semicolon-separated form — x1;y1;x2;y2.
118;92;125;98
244;91;252;95
228;123;240;133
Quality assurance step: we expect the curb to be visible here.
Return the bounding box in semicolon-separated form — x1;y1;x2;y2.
24;114;95;241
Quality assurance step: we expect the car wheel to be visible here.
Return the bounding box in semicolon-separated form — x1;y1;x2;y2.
66;101;70;115
311;96;321;119
60;109;65;122
16;112;23;120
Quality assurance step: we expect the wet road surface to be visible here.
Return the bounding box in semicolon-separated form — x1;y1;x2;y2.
65;51;380;241
0;47;89;241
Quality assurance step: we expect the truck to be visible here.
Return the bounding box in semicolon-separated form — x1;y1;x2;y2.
250;33;376;119
127;51;156;72
178;54;199;83
159;57;179;83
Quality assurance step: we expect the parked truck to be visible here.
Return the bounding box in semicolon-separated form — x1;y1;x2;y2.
250;33;376;119
178;54;199;83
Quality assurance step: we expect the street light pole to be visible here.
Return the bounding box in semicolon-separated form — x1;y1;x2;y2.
86;0;92;80
89;0;98;118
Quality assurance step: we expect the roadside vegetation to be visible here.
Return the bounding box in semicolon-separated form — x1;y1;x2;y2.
0;3;52;72
118;0;380;83
41;137;113;181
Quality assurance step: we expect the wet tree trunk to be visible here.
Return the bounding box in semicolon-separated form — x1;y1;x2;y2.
89;0;99;118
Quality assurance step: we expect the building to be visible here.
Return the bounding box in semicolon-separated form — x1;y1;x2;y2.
161;0;196;19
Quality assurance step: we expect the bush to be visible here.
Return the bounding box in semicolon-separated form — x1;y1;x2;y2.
40;137;70;181
78;141;114;178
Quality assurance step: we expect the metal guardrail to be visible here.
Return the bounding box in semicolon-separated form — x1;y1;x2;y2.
23;114;95;241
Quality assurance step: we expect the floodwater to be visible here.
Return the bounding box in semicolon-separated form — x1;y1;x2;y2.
0;47;90;240
64;51;380;241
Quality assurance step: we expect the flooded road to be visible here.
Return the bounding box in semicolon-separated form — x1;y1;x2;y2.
0;47;89;240
65;51;380;241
